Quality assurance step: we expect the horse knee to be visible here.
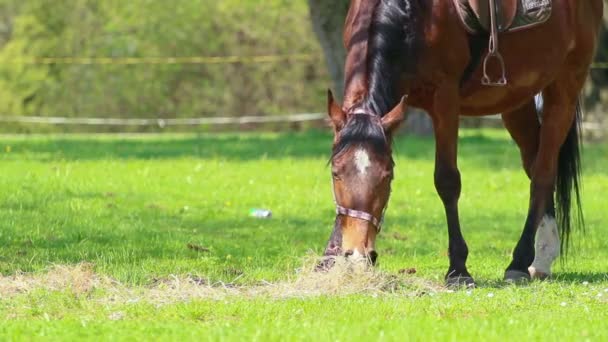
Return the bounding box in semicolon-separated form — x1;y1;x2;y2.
434;167;461;205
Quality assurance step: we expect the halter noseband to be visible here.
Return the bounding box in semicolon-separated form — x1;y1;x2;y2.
331;108;390;233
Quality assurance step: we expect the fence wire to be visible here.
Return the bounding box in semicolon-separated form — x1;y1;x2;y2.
0;113;325;127
1;54;320;65
0;54;605;132
1;55;606;68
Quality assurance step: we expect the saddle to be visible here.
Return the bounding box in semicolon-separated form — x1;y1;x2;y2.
454;0;553;86
455;0;552;33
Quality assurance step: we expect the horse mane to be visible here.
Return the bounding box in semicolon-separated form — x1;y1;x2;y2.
332;115;388;159
363;0;426;116
333;0;425;160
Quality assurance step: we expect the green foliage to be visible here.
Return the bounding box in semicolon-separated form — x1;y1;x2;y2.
0;0;327;129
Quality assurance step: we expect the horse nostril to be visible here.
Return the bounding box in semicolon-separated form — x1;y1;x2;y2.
344;250;354;258
369;251;378;265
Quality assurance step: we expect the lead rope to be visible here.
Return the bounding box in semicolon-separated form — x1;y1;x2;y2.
481;0;507;86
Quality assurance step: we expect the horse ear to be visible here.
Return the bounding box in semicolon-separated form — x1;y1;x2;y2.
381;96;407;133
327;89;346;132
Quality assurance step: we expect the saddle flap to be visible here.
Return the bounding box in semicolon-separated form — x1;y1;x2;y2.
454;0;552;33
468;0;518;31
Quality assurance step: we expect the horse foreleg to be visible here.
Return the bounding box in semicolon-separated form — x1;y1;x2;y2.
316;219;343;270
432;85;473;287
502;99;560;280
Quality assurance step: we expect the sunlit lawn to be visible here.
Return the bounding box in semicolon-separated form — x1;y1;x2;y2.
0;130;607;340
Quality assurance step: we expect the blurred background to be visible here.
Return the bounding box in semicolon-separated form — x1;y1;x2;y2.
0;0;606;136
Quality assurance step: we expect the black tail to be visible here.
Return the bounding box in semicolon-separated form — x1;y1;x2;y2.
555;101;584;255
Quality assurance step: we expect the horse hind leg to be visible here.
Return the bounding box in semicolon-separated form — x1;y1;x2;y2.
501;98;561;281
529;214;560;279
503;69;585;282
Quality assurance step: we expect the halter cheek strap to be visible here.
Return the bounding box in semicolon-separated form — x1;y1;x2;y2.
331;176;386;233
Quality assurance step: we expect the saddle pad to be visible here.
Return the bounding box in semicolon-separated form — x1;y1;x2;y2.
454;0;552;34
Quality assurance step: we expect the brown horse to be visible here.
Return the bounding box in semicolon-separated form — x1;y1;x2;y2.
322;0;603;286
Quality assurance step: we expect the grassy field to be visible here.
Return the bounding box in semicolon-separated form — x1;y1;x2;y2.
0;130;607;341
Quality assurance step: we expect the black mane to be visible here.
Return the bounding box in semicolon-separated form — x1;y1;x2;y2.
332;0;425;160
332;115;387;159
363;0;426;116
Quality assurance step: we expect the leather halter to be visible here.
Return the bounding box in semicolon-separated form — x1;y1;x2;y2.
331;108;390;233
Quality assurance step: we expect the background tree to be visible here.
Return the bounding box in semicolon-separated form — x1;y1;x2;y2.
585;9;608;139
0;0;328;132
308;0;349;99
0;0;604;134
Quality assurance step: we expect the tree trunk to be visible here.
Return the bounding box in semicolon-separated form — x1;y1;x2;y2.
585;10;608;140
308;0;349;100
308;0;433;135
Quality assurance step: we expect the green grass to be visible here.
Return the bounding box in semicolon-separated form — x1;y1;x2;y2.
0;130;607;341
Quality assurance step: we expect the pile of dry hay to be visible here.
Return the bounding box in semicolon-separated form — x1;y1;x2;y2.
0;257;443;304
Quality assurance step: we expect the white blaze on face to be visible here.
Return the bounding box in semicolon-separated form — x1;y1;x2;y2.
529;215;560;277
354;149;371;175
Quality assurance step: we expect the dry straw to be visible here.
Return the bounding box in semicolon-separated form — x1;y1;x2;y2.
0;257;443;304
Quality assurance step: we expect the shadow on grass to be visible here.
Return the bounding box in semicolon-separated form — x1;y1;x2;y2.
0;131;331;161
0;203;509;275
473;272;608;289
553;272;608;283
0;200;598;273
1;130;605;173
0;205;337;275
0;130;519;162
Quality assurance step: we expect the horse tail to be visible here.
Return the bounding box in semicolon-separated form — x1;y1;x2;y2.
555;99;584;256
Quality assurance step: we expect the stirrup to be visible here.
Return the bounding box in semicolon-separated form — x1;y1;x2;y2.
481;51;507;87
481;0;508;87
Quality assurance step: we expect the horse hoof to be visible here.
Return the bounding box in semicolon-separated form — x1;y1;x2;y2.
504;270;531;283
446;276;476;288
528;266;551;280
